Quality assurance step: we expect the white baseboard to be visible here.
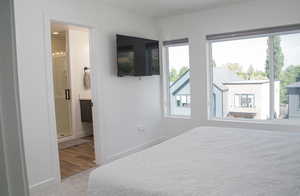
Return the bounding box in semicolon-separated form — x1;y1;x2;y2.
103;136;167;164
29;178;58;196
30;136;167;195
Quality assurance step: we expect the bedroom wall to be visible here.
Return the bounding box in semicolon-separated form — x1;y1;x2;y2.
0;0;29;195
13;0;163;193
158;0;300;138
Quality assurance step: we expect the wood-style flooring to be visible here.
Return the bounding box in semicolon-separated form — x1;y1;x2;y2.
59;136;96;179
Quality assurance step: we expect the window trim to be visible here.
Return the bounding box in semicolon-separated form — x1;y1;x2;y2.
206;24;300;41
163;39;191;118
297;94;300;110
207;26;300;122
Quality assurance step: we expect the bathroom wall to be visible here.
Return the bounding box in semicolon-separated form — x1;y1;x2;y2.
68;28;93;138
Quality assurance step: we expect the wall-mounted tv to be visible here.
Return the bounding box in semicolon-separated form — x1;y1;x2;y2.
117;34;160;77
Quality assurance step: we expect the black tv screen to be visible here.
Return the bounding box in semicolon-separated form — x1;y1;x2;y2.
117;35;160;77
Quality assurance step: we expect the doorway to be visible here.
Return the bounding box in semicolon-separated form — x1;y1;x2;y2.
50;22;96;179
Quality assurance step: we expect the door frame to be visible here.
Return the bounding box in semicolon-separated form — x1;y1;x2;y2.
43;15;104;182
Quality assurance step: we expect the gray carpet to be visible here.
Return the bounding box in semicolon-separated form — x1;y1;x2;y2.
31;168;96;196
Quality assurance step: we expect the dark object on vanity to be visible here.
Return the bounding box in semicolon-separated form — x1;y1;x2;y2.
80;99;93;122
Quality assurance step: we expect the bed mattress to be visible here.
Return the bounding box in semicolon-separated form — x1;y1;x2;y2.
88;126;300;196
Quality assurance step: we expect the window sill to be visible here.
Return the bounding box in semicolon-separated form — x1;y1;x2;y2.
164;115;191;120
209;117;300;127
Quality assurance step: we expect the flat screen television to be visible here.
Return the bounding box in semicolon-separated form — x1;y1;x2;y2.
117;34;160;77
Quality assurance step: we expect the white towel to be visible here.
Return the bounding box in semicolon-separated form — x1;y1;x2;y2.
84;70;91;89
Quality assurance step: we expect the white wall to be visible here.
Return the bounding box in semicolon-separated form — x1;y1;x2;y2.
158;0;300;137
69;29;93;138
13;0;163;192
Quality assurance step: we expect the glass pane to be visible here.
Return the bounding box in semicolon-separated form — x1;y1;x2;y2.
168;45;191;116
276;33;300;120
211;36;270;120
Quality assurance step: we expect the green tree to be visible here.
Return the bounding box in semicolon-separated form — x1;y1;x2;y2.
225;63;242;73
236;72;248;80
265;36;284;79
211;59;217;67
279;65;300;104
169;68;178;83
252;71;267;80
178;66;189;77
247;65;255;80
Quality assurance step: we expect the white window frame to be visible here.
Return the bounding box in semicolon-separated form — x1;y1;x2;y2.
163;39;191;118
298;94;300;110
207;24;300;123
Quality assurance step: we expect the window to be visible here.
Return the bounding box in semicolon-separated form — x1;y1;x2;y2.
164;39;190;116
234;94;255;108
208;25;300;121
298;94;300;110
176;95;191;107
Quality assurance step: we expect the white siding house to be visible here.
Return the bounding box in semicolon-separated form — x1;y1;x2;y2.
223;80;280;120
170;68;280;120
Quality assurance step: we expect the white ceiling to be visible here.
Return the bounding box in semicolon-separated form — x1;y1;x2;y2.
100;0;250;17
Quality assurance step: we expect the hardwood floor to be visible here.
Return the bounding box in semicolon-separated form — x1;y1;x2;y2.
59;136;96;179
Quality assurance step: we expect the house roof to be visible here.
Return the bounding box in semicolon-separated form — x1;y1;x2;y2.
170;70;190;95
170;67;242;95
213;67;242;91
287;82;300;88
223;80;270;85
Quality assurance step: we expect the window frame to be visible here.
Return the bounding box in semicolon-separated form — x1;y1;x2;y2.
163;39;191;118
298;94;300;110
207;26;300;123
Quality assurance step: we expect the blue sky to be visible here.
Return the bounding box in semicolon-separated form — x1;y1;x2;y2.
212;33;300;71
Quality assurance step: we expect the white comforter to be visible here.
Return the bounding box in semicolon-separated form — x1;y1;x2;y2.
88;126;300;196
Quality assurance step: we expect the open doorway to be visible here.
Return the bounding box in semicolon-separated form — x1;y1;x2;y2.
50;22;96;179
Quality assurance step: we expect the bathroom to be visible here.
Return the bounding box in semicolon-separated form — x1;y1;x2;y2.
51;22;96;178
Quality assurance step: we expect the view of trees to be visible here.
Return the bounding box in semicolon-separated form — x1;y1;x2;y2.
224;63;267;80
218;36;300;105
169;66;189;83
279;65;300;104
265;36;285;80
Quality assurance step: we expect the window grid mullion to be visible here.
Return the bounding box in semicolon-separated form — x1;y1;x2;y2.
208;42;214;119
165;47;171;116
269;35;275;120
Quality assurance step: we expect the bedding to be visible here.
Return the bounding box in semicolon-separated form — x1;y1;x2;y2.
88;126;300;196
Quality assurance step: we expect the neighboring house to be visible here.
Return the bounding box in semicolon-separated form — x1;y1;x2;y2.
170;68;280;120
169;67;241;117
223;80;280;120
169;70;191;116
287;81;300;119
212;68;242;118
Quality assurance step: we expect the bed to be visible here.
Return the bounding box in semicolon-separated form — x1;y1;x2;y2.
88;126;300;196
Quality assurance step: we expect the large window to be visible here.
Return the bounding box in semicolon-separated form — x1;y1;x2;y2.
208;27;300;121
164;39;191;116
